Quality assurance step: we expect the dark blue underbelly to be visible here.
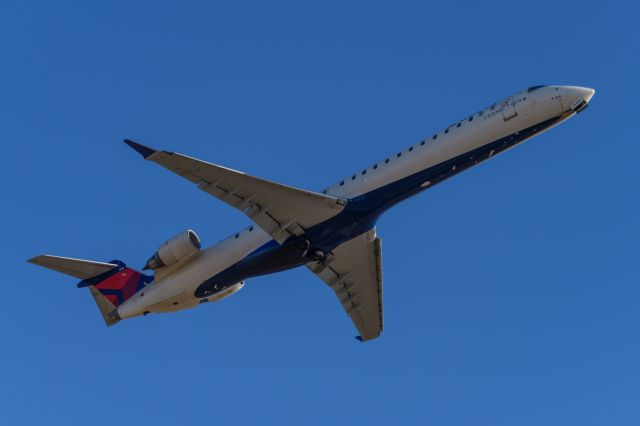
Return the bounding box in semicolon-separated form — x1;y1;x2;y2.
195;114;564;298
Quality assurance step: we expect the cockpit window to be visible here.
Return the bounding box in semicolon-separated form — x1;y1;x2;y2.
527;85;546;92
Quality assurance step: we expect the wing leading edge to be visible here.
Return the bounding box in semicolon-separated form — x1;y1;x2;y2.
307;229;383;341
124;139;346;244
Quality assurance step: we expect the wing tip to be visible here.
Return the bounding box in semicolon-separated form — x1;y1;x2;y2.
26;255;42;264
123;139;156;159
27;254;53;265
355;332;382;342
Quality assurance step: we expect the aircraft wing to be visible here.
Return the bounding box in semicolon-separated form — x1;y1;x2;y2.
307;228;383;341
125;140;346;244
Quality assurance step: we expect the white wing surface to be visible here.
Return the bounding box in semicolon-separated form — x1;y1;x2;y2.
125;140;346;244
307;229;383;341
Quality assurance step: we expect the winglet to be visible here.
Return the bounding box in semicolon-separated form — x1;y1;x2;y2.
123;139;156;159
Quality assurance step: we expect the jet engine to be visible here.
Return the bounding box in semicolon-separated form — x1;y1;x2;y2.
144;229;201;270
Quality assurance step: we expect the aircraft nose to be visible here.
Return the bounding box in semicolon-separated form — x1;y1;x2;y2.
574;86;595;103
563;86;595;113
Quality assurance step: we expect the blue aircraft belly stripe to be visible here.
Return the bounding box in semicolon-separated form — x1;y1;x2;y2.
194;113;565;297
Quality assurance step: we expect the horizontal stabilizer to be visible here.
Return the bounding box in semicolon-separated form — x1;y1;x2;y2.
89;286;120;326
28;255;119;279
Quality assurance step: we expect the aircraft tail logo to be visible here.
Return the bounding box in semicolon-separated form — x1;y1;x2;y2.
77;260;152;307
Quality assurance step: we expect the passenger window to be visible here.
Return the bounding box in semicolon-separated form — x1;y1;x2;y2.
361;170;366;175
373;164;378;169
468;116;473;122
433;134;437;139
456;122;461;128
351;175;356;180
340;181;344;186
420;140;425;146
444;129;449;134
397;152;401;158
385;159;390;163
409;147;413;152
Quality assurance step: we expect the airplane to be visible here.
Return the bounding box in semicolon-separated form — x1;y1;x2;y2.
28;85;595;341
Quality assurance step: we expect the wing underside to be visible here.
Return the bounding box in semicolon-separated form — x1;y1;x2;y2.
307;229;383;341
125;139;346;244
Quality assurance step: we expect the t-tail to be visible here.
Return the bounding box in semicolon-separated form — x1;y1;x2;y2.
28;255;152;326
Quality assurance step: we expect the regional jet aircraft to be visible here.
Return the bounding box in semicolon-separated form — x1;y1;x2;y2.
29;85;595;341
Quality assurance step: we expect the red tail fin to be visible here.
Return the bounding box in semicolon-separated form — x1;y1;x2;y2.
78;260;153;307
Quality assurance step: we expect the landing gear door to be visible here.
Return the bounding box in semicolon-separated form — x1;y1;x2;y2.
501;97;518;121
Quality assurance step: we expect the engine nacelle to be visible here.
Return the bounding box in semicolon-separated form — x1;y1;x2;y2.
202;281;244;303
144;229;201;270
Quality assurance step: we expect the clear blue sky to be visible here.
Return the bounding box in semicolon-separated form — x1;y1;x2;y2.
2;1;638;425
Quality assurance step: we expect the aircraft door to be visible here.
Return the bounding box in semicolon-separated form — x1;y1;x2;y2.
501;97;518;121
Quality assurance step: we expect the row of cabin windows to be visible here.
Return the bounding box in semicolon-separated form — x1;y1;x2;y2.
324;117;467;192
323;100;524;193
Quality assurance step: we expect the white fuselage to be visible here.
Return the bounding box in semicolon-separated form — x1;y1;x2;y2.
117;85;594;319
